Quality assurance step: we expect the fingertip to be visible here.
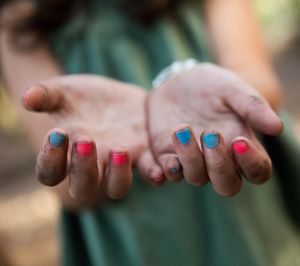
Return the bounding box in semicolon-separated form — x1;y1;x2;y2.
264;115;284;136
217;180;243;197
36;128;69;186
172;126;208;186
106;149;132;200
68;187;98;203
163;155;183;182
231;136;272;184
272;118;284;135
166;156;181;173
247;102;283;136
21;85;47;112
69;135;99;203
136;150;166;186
148;166;165;187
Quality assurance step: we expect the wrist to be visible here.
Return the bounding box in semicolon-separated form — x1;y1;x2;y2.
152;58;199;88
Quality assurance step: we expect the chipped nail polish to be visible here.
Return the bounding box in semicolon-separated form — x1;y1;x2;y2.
75;142;92;156
49;132;66;147
176;128;192;145
203;133;219;149
170;165;181;173
232;140;249;154
111;152;127;165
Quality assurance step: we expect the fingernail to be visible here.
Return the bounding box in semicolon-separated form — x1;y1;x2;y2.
170;165;181;173
175;128;192;145
75;142;92;156
21;86;32;109
232;140;249;154
111;152;127;165
49;132;66;147
203;133;219;149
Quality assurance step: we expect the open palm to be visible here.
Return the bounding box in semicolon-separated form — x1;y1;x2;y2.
22;75;163;204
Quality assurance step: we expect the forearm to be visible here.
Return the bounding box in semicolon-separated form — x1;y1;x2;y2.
203;0;282;110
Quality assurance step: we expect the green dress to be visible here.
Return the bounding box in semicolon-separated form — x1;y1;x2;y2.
48;1;300;265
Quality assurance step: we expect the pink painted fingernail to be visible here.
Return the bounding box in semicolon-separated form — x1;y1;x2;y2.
75;142;92;156
111;152;127;165
232;140;249;154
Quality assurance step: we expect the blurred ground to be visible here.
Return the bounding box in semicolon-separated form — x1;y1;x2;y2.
0;5;299;266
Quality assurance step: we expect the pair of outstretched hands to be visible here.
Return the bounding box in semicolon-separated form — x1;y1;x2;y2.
22;63;283;204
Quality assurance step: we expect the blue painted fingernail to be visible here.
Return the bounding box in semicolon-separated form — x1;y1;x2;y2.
170;165;181;173
49;132;66;147
175;128;192;145
203;133;219;149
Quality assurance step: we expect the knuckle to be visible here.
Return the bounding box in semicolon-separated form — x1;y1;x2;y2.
109;185;131;200
69;189;93;203
35;164;63;186
243;95;267;119
216;177;242;197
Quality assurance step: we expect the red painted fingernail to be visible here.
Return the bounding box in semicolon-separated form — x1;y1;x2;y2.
232;140;249;154
75;142;92;156
111;152;127;165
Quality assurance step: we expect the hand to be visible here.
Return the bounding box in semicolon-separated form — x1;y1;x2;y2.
22;75;163;206
148;63;283;196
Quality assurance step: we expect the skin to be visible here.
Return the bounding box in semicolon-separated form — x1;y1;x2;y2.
21;75;164;207
0;0;283;208
203;0;282;110
148;64;283;196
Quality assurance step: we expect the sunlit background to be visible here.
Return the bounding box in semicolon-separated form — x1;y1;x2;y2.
0;1;300;265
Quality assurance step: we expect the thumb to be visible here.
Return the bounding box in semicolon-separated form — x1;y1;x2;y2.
21;82;64;112
222;74;283;136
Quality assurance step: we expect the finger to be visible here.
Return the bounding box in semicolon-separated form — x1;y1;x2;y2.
158;154;183;182
201;131;242;196
222;76;282;135
21;83;64;112
20;75;133;113
137;150;166;186
232;137;272;184
106;150;132;199
172;125;208;186
69;136;100;203
36;128;68;186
